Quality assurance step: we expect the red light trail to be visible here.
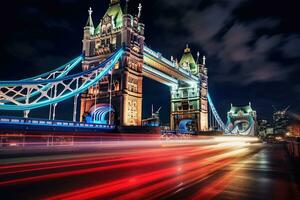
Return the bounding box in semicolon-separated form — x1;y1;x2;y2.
1;136;297;200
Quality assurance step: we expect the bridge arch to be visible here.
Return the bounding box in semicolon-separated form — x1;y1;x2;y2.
178;119;194;133
85;104;115;125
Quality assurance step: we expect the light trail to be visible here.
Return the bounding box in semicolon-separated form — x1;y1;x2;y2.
0;136;269;200
46;148;251;200
112;149;251;200
0;146;209;176
0;143;240;186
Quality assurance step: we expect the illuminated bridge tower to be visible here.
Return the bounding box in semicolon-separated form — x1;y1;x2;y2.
226;103;257;136
170;46;208;132
80;0;145;126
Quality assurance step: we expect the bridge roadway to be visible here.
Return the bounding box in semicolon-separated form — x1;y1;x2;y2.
0;136;299;200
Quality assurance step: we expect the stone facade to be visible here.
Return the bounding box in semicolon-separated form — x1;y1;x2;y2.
170;47;208;132
80;1;144;126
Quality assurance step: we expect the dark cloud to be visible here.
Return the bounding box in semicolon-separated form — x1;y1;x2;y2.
44;19;73;31
153;0;300;119
184;5;232;42
155;0;296;86
5;40;67;74
282;34;300;58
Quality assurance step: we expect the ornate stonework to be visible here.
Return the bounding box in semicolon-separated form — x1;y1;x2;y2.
80;2;144;126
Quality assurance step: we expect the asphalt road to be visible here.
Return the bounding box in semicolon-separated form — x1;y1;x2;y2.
0;137;299;200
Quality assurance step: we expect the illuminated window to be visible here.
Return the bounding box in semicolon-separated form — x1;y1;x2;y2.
114;81;120;91
112;37;116;44
114;62;119;70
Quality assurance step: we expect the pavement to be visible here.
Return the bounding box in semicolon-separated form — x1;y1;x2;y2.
0;137;299;200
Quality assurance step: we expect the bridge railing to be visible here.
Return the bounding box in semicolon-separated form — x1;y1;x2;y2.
0;49;124;111
0;116;115;129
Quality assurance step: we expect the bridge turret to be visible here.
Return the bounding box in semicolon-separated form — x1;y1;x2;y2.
179;45;198;75
85;7;95;35
226;104;257;136
202;55;208;76
200;54;208;131
80;1;145;126
169;45;209;132
83;7;95;57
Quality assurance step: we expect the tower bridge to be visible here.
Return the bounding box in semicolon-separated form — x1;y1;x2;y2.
0;0;226;133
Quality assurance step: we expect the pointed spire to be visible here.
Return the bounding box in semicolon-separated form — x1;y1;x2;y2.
125;0;129;14
152;104;154;115
184;44;191;53
86;7;94;28
196;51;200;64
110;0;119;5
202;55;206;65
138;3;142;18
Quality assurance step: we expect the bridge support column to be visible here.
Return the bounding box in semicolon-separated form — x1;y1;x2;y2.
23;110;30;119
52;103;57;120
49;105;52;120
108;71;113;125
73;95;79;122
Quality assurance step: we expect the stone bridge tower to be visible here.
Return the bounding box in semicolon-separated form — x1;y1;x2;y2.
170;46;208;132
80;0;145;126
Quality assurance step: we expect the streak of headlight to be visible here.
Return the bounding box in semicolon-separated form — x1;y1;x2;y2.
0;145;228;186
46;148;250;200
213;136;259;143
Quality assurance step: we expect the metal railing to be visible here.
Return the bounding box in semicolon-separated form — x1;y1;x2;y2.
0;116;115;129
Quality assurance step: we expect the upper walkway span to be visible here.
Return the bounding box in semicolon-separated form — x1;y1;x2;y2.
143;46;199;85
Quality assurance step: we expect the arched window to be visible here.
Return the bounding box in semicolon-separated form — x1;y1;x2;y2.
114;81;120;91
107;23;112;33
102;25;107;34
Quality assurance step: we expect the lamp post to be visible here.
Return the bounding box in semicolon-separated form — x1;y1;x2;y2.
108;70;113;125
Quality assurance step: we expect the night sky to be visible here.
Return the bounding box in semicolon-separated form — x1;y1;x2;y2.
0;0;299;124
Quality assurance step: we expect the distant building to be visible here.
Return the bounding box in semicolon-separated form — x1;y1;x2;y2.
287;123;300;136
273;108;289;135
257;119;275;137
266;126;274;135
257;119;268;137
258;107;290;137
226;103;257;136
